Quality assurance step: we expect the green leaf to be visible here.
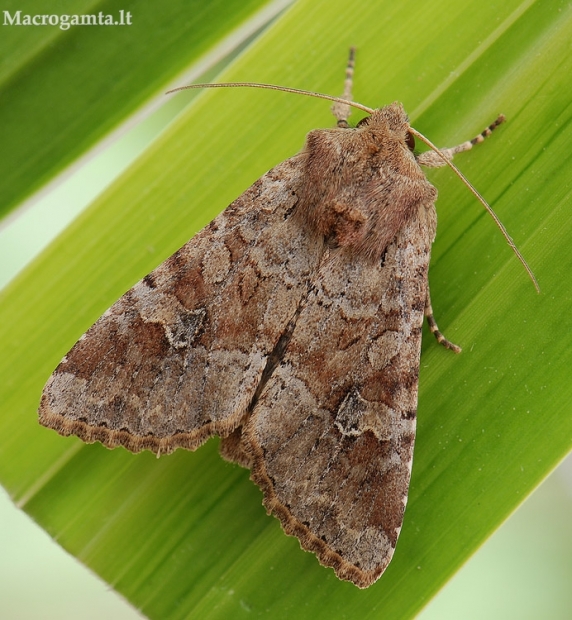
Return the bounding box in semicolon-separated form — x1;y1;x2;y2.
1;0;571;618
0;0;273;218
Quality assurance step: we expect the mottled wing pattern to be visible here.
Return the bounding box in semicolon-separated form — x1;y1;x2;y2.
39;156;324;454
241;203;437;588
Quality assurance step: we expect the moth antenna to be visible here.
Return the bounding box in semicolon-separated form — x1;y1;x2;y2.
409;127;540;293
167;81;537;291
166;82;375;116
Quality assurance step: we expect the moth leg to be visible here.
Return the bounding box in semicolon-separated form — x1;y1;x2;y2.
331;47;356;127
425;286;461;353
417;115;506;168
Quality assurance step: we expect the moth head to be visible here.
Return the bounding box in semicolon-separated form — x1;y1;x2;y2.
356;103;416;155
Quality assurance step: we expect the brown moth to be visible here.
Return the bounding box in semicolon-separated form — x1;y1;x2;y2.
39;50;535;588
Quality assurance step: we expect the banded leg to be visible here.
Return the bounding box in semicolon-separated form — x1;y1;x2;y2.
417;115;506;167
425;287;461;353
332;47;356;127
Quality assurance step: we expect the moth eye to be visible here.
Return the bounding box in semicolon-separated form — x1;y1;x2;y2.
406;131;415;151
356;116;370;127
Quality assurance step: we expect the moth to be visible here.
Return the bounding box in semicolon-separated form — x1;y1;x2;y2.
39;50;536;588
